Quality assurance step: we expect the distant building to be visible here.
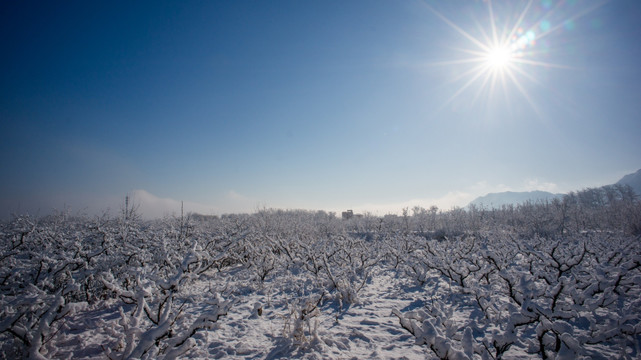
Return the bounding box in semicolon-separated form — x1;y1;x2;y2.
341;210;364;219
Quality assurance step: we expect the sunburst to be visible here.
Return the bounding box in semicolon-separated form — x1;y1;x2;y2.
486;45;514;70
424;0;606;116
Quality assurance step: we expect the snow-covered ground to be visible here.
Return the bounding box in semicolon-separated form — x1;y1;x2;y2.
1;207;640;359
48;262;430;359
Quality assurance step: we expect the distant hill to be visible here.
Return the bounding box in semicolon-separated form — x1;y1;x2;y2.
468;190;563;209
616;169;641;195
468;168;641;209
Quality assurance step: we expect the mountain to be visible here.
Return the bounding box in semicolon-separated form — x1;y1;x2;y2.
468;190;563;209
616;168;641;195
468;168;641;209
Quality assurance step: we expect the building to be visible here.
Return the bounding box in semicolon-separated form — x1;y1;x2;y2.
342;210;354;220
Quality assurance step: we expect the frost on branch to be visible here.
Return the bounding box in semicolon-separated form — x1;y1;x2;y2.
101;252;232;360
392;307;478;360
1;196;640;358
392;232;641;359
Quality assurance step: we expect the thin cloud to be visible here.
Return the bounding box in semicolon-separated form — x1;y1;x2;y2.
130;190;218;219
345;191;475;216
470;179;559;194
522;179;559;193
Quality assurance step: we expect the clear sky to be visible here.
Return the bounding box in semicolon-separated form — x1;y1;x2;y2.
1;0;640;218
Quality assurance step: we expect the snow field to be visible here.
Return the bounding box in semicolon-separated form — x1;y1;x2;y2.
1;208;640;359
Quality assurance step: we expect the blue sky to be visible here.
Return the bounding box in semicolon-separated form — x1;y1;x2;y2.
2;0;640;218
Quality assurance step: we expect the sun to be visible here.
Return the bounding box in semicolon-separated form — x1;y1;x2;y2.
485;45;514;71
421;0;601;115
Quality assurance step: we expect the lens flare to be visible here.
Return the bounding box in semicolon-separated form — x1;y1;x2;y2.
422;0;606;116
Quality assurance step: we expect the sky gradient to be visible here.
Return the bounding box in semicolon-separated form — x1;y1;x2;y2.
2;0;640;218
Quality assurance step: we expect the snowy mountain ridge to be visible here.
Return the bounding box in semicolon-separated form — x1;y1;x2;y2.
468;168;641;208
616;168;641;195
